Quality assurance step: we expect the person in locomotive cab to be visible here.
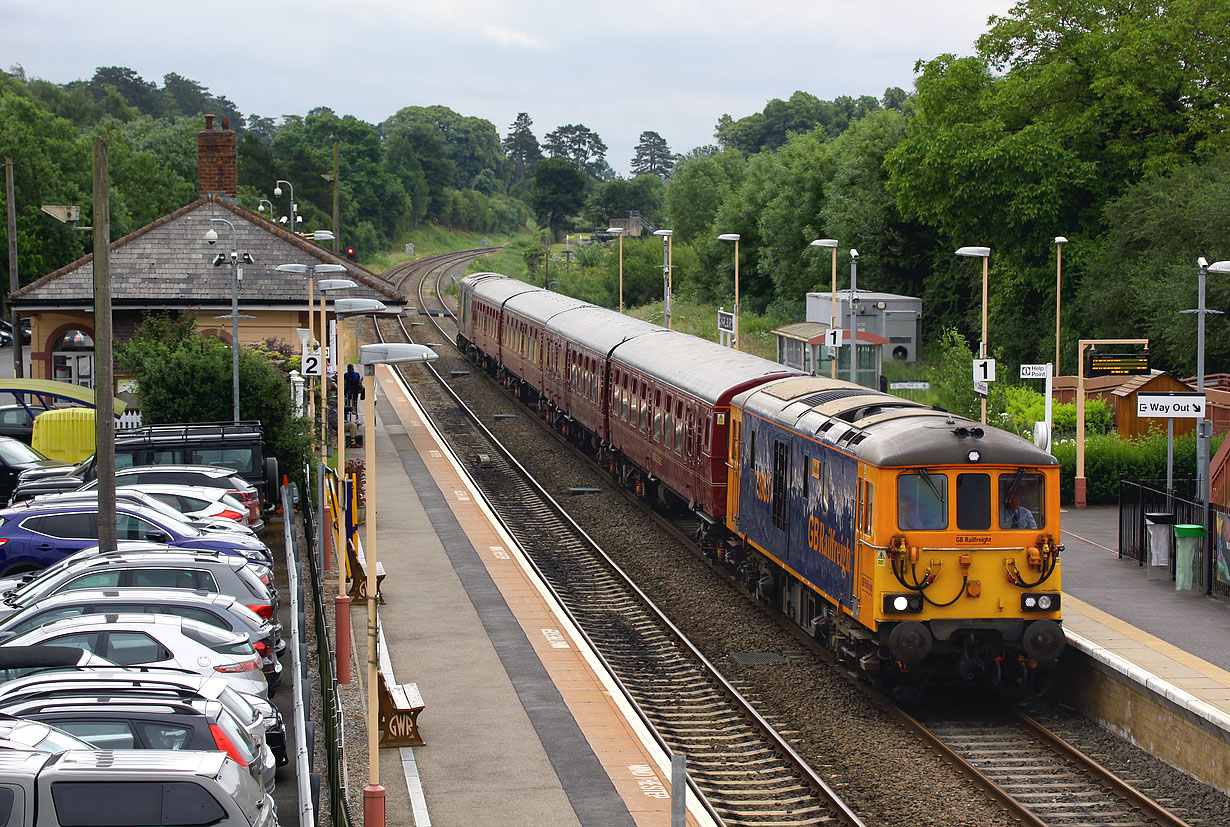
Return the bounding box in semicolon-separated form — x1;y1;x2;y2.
899;475;946;530
1001;489;1037;530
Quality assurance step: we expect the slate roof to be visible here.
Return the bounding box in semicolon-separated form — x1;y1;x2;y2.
11;196;404;310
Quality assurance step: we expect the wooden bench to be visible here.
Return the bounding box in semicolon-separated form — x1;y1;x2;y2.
376;625;425;747
346;539;385;603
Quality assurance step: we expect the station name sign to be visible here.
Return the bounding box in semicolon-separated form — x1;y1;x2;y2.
1136;392;1207;419
1087;352;1151;376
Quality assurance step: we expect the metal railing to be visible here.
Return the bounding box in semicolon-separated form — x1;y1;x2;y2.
282;483;316;827
301;468;353;827
1118;478;1229;597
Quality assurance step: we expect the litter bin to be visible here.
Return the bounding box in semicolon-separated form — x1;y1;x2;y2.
1144;512;1175;580
1174;524;1204;591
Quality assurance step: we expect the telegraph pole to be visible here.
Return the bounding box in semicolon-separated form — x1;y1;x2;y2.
93;138;116;555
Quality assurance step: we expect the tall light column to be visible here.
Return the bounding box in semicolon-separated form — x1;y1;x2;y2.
849;249;860;385
1054;236;1067;371
205;218;241;423
809;239;839;378
718;234;741;350
318;278;358;452
956;246;992;423
606;227;625;312
654;229;673;328
1193;259;1230;512
359;342;438;827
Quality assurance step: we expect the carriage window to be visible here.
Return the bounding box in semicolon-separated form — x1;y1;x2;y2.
685;409;695;456
803;455;810;498
898;472;947;530
772;441;788;529
862;482;874;534
957;473;991;530
999;472;1045;530
664;396;674;450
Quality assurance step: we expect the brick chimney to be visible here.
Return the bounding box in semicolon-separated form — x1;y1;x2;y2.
197;114;238;201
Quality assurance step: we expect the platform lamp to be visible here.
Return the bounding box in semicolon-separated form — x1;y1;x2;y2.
606;227;625;313
809;238;839;377
717;234;741;350
1054;236;1067;370
359;341;438;827
956;245;991;424
654;229;673;328
317;277;356;452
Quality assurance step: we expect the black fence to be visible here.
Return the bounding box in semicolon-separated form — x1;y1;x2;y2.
303;477;353;827
1119;478;1230;598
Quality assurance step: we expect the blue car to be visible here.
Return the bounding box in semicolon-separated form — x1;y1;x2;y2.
0;501;272;577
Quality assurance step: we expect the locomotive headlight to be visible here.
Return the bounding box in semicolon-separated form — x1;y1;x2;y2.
883;593;924;613
968;450;981;462
1021;592;1061;612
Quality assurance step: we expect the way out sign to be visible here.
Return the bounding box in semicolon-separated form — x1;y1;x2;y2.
1137;392;1207;418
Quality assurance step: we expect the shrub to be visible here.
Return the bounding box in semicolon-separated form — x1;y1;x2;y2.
1053;431;1224;504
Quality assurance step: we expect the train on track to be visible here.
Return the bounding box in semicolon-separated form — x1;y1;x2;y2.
456;273;1064;699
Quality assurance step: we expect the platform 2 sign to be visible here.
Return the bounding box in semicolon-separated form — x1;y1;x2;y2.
1087;352;1151;376
1136;392;1206;418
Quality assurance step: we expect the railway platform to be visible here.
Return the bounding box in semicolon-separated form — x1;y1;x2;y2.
340;364;714;827
1057;505;1230;793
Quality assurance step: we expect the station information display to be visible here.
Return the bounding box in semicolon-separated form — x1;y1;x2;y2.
1087;352;1151;376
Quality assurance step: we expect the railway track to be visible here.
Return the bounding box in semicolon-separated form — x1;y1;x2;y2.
377;259;862;826
367;260;1204;827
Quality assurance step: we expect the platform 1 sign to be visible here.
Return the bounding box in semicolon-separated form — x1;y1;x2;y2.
1137;392;1206;418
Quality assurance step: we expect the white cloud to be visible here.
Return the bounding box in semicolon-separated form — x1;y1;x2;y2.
480;25;549;51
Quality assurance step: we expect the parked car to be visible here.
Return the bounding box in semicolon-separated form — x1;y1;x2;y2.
0;588;283;691
0;319;30;345
12;464;262;522
0;439;68;505
0;748;274;827
0;407;36;445
0;669;285;768
12;422;278;512
0;714;96;754
116;483;261;533
0;499;273;576
0;613;267;698
29;489;263;541
0;547;276;625
0;692;274;793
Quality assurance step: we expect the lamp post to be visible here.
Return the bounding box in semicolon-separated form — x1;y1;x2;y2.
654;229;673;328
606;227;625;313
318;278;357;452
956;246;992;424
1054;236;1067;371
848;249;860;384
718;233;741;350
258;199;273;218
809;239;839;378
276;263;347;450
204;218;242;423
359;341;438;827
1192;259;1230;513
273;180;296;236
329;297;388;686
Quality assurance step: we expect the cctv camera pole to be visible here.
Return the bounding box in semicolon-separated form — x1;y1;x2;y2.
4;157;20;379
229;236;240;424
849;250;858;384
92;138;116;555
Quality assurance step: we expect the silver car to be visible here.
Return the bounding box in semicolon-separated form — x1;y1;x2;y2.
0;613;268;698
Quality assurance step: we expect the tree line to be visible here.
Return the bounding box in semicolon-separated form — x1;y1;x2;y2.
4;0;1230;379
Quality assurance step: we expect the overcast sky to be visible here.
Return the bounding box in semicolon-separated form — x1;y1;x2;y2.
7;0;1015;176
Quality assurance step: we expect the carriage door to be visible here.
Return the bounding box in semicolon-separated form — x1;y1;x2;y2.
854;466;874;618
726;413;742;528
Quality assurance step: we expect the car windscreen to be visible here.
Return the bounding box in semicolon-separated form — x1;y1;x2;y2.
0;440;47;464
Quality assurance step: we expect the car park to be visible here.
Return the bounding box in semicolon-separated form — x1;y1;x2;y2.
0;613;268;699
0;714;97;754
0;748;274;827
0;692;274;792
0;499;273;575
0;547;276;625
0;670;286;768
0;439;68;505
0;588;283;691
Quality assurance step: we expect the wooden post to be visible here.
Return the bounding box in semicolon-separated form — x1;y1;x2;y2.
93;138;116;554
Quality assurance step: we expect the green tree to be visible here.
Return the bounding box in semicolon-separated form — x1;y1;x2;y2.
381;105;507;190
631;131;674;179
664;149;745;243
115;316;310;487
542;124;608;179
581;175;664;229
530;158;586;238
503;113;542;184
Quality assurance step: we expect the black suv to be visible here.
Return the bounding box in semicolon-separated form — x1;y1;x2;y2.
15;422;279;511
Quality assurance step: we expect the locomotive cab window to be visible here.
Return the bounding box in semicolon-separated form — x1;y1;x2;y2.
999;472;1044;530
956;473;990;530
898;471;947;530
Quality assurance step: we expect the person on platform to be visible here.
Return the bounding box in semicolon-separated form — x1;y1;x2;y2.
344;364;363;414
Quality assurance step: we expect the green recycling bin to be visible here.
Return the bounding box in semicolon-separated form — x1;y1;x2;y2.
1174;524;1204;591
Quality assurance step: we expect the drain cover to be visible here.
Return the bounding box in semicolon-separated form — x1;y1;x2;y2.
729;652;785;666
